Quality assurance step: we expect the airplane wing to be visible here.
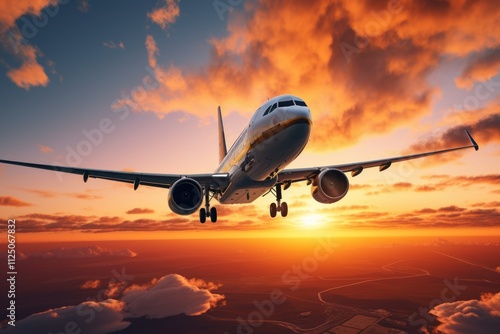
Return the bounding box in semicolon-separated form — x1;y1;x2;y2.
278;130;479;185
0;159;229;190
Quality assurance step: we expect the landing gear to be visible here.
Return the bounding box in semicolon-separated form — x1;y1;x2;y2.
269;184;288;218
200;186;217;223
199;208;207;223
270;202;277;218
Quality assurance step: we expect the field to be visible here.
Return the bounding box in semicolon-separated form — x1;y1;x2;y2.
3;236;500;333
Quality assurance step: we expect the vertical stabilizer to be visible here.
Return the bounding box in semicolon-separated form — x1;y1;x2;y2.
218;106;228;163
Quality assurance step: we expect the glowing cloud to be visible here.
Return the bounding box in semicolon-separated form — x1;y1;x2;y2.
37;144;53;153
0;1;55;89
430;292;500;334
81;279;102;289
148;0;180;31
115;0;500;152
122;274;225;318
0;0;56;29
6;43;49;90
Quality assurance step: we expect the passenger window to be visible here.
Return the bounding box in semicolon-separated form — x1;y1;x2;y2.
294;100;307;107
263;105;272;116
278;100;294;107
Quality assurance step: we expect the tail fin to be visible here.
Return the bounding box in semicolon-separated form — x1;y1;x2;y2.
218;106;228;163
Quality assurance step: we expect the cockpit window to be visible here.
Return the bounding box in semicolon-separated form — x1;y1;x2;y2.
294;100;307;107
263;105;272;116
269;103;277;113
278;100;294;107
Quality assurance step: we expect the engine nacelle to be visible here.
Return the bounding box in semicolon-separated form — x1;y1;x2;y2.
311;169;349;204
168;178;203;215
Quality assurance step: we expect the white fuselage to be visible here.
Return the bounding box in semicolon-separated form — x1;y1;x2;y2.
215;94;312;204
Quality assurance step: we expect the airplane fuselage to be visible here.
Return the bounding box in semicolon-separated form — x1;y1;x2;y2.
215;94;312;204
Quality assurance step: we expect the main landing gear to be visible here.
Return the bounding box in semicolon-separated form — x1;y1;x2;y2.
269;184;288;218
200;187;217;223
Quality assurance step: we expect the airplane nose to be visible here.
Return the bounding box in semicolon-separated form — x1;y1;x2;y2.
285;106;312;123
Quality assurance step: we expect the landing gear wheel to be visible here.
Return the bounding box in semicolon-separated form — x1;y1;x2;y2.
270;203;277;218
199;208;206;223
210;207;217;223
280;202;288;217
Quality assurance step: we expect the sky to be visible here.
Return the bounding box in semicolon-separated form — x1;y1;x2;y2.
0;0;499;241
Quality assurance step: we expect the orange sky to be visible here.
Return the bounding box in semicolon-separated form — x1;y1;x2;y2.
1;0;499;242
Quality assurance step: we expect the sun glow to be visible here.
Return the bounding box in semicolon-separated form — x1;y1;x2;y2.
300;213;326;229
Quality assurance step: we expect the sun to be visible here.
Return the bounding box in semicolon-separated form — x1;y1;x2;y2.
300;213;326;229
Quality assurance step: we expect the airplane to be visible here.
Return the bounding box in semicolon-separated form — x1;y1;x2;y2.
0;94;479;223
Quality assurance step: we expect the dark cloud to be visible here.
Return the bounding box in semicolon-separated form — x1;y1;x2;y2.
408;113;500;164
456;48;500;89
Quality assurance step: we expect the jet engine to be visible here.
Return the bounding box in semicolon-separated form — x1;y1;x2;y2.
311;169;349;204
168;178;203;215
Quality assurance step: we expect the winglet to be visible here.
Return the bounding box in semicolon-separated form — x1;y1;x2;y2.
218;106;228;163
465;129;479;151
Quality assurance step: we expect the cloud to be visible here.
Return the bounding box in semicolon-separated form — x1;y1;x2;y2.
408;113;500;164
126;207;155;214
25;190;49;204
3;299;129;334
0;0;56;30
37;144;53;153
102;40;125;49
0;196;32;207
78;0;90;13
437;206;466;213
8;273;224;334
456;48;500;89
0;1;59;89
23;245;137;259
18;188;102;199
473;201;500;208
145;34;159;68
81;279;102;289
122;274;225;318
148;0;180;31
115;0;500;152
68;192;103;200
365;182;414;195
430;292;500;334
432;174;500;190
6;42;49;90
